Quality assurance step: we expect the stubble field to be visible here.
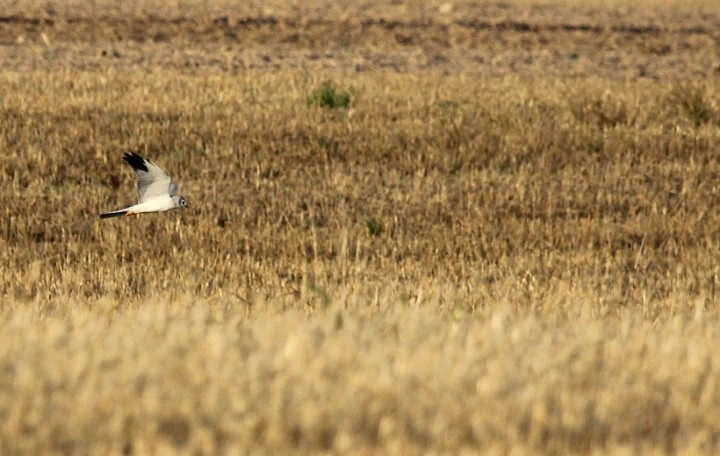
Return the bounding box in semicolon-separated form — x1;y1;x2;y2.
2;0;720;454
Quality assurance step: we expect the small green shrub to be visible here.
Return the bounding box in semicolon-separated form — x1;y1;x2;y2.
307;81;352;109
365;216;383;237
670;83;712;127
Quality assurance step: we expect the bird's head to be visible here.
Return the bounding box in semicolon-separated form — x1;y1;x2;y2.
173;195;188;209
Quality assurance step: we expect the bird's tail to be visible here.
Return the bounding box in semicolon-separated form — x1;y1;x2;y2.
98;210;129;219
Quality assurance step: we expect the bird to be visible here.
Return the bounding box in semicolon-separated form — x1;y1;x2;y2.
99;152;188;219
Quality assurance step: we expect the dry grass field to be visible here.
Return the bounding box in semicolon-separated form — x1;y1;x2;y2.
2;0;720;454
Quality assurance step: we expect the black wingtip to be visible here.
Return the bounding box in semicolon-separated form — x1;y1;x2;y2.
99;210;128;219
122;152;149;173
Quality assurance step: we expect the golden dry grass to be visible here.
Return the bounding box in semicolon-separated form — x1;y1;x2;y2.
2;0;720;454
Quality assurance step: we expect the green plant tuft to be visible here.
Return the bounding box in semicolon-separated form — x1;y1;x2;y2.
670;83;712;127
307;81;352;109
365;216;383;237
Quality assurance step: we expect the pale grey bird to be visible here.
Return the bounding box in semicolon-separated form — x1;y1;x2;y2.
99;152;188;219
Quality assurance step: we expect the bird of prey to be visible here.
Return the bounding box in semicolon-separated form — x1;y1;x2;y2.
99;152;188;219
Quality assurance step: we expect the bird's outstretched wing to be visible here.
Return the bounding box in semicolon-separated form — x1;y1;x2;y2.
122;152;176;202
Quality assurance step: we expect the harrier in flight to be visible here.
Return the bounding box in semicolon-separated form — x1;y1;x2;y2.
99;152;188;218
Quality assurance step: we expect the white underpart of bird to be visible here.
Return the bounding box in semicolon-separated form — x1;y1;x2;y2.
99;152;188;219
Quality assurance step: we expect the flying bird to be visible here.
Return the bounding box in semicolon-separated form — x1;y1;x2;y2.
99;152;188;219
